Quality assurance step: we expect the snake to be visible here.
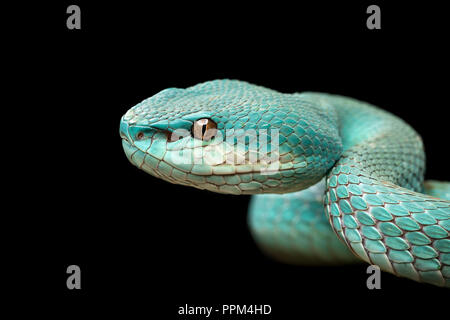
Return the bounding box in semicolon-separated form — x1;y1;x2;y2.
120;80;450;287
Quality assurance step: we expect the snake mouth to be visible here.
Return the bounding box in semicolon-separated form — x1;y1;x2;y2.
127;148;314;194
121;138;142;167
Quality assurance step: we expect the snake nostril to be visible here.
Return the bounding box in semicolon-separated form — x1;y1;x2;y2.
136;132;145;140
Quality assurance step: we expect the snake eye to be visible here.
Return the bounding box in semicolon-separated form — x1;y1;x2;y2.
192;118;217;141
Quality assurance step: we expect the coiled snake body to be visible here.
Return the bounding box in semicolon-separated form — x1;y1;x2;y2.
120;80;450;287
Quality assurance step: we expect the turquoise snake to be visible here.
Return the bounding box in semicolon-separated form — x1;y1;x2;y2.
120;80;450;287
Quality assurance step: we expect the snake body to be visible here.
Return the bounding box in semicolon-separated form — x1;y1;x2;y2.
120;80;450;287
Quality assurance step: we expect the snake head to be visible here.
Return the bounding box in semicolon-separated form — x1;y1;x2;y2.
120;80;343;194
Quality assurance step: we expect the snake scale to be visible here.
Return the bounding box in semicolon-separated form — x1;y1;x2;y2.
120;80;450;287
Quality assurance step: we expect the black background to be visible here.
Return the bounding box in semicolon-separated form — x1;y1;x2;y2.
10;1;449;317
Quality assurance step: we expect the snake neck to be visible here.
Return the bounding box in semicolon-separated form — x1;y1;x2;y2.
316;94;450;287
306;92;426;193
